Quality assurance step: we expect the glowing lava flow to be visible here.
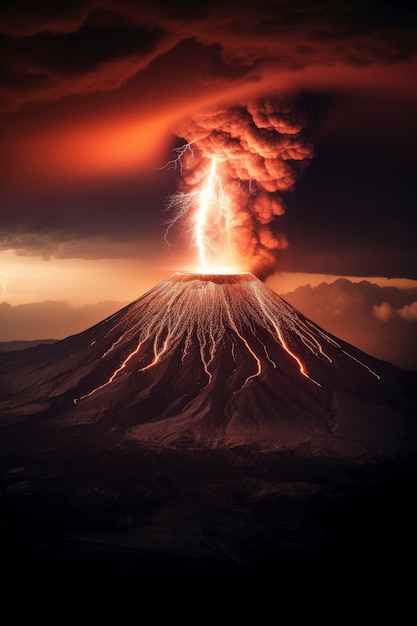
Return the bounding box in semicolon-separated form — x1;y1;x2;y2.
74;273;380;404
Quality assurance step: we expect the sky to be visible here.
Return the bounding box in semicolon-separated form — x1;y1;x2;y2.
0;0;417;368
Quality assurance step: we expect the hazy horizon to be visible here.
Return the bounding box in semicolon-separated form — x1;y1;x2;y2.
1;273;416;371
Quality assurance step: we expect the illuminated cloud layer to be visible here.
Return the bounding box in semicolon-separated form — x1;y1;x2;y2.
283;279;417;371
1;1;416;113
0;0;416;278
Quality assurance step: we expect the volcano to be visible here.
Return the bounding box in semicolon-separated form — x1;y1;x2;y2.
1;271;415;455
0;273;416;611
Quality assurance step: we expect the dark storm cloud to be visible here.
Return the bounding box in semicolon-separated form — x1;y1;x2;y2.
0;170;171;258
0;0;416;275
0;230;150;260
280;90;417;280
1;0;417;112
0;5;170;111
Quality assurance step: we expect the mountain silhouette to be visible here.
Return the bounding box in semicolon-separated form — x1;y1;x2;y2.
1;272;415;454
0;272;416;613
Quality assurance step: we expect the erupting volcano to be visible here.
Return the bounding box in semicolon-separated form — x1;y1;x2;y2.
1;271;414;457
1;98;416;607
1;263;416;598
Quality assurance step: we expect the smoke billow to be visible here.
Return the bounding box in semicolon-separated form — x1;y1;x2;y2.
170;96;316;279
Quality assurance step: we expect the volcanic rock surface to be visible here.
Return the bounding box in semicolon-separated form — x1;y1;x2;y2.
0;272;415;454
0;272;416;611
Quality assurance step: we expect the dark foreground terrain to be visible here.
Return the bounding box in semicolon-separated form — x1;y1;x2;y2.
1;416;416;618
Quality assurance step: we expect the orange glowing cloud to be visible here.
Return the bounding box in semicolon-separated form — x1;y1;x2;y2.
0;0;416;288
163;97;314;278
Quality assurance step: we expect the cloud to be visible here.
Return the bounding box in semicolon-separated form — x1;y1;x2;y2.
0;231;156;260
0;165;175;260
373;300;417;322
0;1;416;280
0;9;173;112
0;299;127;341
399;301;417;321
165;96;316;277
1;1;417;112
373;301;395;322
281;278;417;371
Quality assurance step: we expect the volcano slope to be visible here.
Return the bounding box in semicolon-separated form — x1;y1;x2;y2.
0;272;416;610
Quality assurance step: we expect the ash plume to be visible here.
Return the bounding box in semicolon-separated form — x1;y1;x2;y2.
169;96;316;278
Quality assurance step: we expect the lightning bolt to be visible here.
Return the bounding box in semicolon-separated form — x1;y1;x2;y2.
195;158;216;271
161;146;241;273
156;141;195;175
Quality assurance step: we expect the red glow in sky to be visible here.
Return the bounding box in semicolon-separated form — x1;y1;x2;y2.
0;0;417;367
1;1;416;276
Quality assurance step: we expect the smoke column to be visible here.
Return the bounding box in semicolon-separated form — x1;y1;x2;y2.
166;97;316;279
